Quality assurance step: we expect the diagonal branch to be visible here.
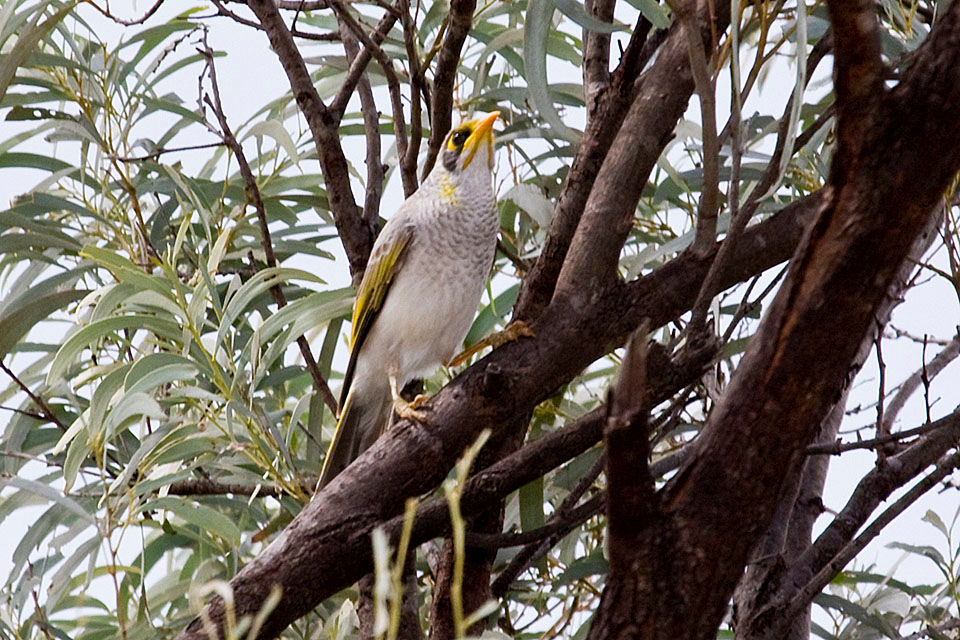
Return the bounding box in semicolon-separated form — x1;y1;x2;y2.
637;3;960;636
787;448;960;623
552;0;732;304
328;0;401;119
174;186;824;640
0;360;66;432
199;38;339;416
420;0;477;178
334;5;384;228
513;17;659;322
246;0;375;283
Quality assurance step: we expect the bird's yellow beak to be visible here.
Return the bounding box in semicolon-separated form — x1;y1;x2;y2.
461;111;500;170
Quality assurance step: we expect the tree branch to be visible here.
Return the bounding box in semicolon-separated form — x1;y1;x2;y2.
327;0;400;120
175;177;829;639
199;37;339;416
552;0;732;305
605;2;960;635
582;0;615;114
420;0;477;178
246;0;375;283
0;360;66;432
882;330;960;432
513;21;675;322
334;4;384;229
786;448;960;623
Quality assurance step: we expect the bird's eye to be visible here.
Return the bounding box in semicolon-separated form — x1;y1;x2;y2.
451;129;470;147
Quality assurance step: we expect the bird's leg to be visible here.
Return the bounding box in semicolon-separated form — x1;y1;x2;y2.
448;320;535;367
390;374;429;421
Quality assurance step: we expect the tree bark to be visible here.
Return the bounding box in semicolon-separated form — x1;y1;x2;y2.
733;201;943;640
586;2;960;638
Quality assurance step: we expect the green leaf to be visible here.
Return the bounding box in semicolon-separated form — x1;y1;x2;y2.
47;315;181;385
0;1;77;105
245;119;301;166
80;245;176;301
885;541;947;569
0;289;87;360
144;497;242;546
557;549;608;585
523;0;582;144
625;0;671;29
124;353;199;394
0;476;95;524
215;267;327;353
813;593;901;638
922;509;949;538
550;0;624;33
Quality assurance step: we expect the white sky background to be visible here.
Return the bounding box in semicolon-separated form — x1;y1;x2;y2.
1;0;960;635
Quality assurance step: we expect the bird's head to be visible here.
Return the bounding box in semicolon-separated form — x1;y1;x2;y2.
440;111;500;178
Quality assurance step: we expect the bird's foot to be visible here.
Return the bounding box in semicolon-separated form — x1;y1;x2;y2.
389;375;429;421
393;394;429;421
449;320;535;367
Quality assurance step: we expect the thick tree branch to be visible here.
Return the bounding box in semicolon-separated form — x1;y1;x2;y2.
599;327;655;561
552;0;732;305
735;197;943;640
617;3;960;636
827;0;885;188
513;20;682;321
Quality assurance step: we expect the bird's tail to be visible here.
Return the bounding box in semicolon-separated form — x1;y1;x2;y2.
317;380;392;490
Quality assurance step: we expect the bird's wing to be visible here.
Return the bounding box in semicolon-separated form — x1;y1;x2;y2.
339;223;415;409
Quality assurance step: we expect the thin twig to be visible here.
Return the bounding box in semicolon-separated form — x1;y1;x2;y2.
328;1;401;119
246;0;374;282
198;36;339;417
882;331;960;432
399;0;425;193
467;493;604;549
87;0;165;26
209;0;341;41
0;360;66;432
786;449;960;621
874;328;887;456
111;142;225;163
805;415;959;455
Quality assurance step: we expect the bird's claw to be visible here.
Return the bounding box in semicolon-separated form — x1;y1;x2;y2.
490;320;535;348
449;320;535;367
393;394;429;421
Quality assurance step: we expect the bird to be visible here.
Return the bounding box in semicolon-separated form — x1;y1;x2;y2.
317;111;501;490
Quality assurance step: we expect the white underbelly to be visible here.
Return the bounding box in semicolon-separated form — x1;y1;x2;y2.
357;261;486;384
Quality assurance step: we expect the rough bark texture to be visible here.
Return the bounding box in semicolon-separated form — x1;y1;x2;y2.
733;202;943;640
584;2;960;638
